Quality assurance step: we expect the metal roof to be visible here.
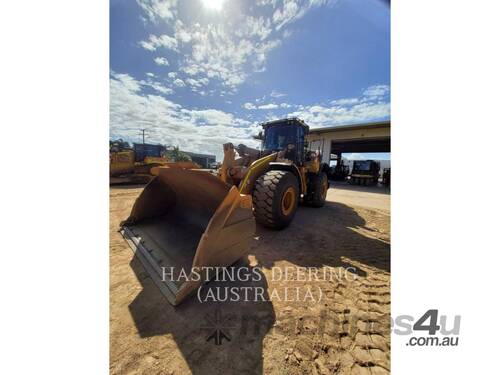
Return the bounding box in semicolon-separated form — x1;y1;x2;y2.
308;120;390;135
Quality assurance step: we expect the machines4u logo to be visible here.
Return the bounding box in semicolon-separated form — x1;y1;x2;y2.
393;309;461;347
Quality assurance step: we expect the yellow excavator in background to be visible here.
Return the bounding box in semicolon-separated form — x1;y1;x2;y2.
121;118;330;304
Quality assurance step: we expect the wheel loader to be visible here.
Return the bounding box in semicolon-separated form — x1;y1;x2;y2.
110;141;199;184
120;118;330;305
110;141;170;184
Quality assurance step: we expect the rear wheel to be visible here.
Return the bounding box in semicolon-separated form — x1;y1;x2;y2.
253;170;299;229
304;172;328;207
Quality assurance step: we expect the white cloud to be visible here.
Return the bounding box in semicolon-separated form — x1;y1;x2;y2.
330;97;359;105
167;71;177;79
189;109;236;126
279;84;390;127
134;0;339;92
173;20;192;42
257;0;279;6
363;84;390;98
136;0;178;22
236;16;273;41
288;101;390;128
272;0;336;30
169;15;282;88
144;81;173;95
243;101;294;110
140;34;178;51
183;25;268;86
273;0;300;30
258;103;279;110
253;39;281;71
185;77;209;89
154;57;169;66
152;85;172;95
110;73;260;160
154;57;170;66
243;102;256;110
173;78;185;87
111;72;141;92
270;90;287;98
113;72;174;97
135;0;337;92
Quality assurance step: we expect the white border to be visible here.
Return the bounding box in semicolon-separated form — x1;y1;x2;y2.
1;0;500;373
392;0;500;373
0;1;109;373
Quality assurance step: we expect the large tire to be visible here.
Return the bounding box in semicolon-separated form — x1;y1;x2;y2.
252;170;299;229
304;172;328;207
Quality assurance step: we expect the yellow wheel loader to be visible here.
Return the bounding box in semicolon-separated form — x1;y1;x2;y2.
110;141;200;184
121;118;329;305
110;141;171;184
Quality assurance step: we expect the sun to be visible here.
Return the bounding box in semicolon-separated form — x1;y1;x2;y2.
201;0;226;11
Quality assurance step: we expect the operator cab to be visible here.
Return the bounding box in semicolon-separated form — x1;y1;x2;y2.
261;117;309;165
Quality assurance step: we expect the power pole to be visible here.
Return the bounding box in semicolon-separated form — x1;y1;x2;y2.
139;128;147;144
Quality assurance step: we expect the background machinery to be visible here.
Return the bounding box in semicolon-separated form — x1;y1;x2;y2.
110;140;170;184
349;160;380;185
120;118;330;304
328;160;350;181
382;167;391;187
110;141;199;184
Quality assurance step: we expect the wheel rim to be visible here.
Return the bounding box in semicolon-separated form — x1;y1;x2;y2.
281;187;296;216
321;178;328;199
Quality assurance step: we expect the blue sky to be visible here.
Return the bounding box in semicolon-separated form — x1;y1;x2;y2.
110;0;390;160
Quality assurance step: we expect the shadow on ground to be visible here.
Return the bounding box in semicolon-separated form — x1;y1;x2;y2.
330;180;391;195
127;200;389;374
129;257;275;375
253;201;390;274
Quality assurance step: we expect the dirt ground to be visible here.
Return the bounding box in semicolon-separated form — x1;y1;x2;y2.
110;181;390;375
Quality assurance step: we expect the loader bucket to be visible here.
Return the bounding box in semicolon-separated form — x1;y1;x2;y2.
120;167;255;305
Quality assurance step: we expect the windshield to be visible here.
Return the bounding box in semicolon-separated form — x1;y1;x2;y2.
263;125;299;151
354;161;372;171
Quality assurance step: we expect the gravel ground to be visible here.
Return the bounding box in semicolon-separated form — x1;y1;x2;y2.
110;181;390;375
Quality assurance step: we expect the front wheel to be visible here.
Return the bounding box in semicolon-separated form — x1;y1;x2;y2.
304;172;328;207
252;170;299;230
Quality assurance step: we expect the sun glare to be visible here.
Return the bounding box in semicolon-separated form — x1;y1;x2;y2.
201;0;226;11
